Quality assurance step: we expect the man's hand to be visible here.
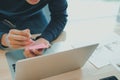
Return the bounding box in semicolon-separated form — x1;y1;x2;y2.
1;29;33;49
24;38;50;58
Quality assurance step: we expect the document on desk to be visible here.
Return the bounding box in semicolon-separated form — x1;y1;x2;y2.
111;58;120;72
89;32;120;68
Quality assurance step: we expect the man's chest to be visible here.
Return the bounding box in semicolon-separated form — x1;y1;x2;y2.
0;0;45;12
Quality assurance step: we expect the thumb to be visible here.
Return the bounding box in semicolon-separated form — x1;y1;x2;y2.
23;29;31;38
23;29;30;33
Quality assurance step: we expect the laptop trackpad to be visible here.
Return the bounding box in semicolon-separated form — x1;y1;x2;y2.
5;49;26;79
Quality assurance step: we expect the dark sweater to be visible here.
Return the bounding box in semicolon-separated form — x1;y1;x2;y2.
0;0;68;43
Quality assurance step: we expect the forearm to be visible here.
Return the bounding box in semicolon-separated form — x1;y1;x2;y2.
39;0;68;42
41;16;67;42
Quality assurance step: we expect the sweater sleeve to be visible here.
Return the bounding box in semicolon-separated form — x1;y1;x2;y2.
40;0;68;42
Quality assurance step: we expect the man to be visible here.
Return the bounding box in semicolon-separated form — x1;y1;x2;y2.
0;0;68;58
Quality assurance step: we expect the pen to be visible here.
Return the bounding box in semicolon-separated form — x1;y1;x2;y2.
2;19;16;29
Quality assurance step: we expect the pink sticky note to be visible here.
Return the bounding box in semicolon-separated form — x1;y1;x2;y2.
26;43;48;50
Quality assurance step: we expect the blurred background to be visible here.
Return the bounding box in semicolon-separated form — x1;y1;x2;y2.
67;0;120;21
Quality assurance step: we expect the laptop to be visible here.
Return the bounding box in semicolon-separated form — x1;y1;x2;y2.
6;42;98;80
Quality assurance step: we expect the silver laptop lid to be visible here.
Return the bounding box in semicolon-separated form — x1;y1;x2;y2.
15;42;98;80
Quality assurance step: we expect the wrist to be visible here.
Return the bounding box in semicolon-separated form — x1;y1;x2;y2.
36;38;51;48
1;34;8;47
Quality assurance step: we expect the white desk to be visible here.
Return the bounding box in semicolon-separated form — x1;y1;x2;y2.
0;17;120;80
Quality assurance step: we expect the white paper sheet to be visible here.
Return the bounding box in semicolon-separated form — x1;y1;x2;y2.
89;32;120;68
110;58;120;72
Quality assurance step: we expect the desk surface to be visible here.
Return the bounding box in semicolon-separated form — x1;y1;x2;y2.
0;17;120;80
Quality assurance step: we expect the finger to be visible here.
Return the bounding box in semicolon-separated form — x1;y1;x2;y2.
22;29;31;38
9;40;28;46
8;34;28;41
25;39;35;45
9;29;31;38
10;44;25;49
31;49;43;56
24;49;36;58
